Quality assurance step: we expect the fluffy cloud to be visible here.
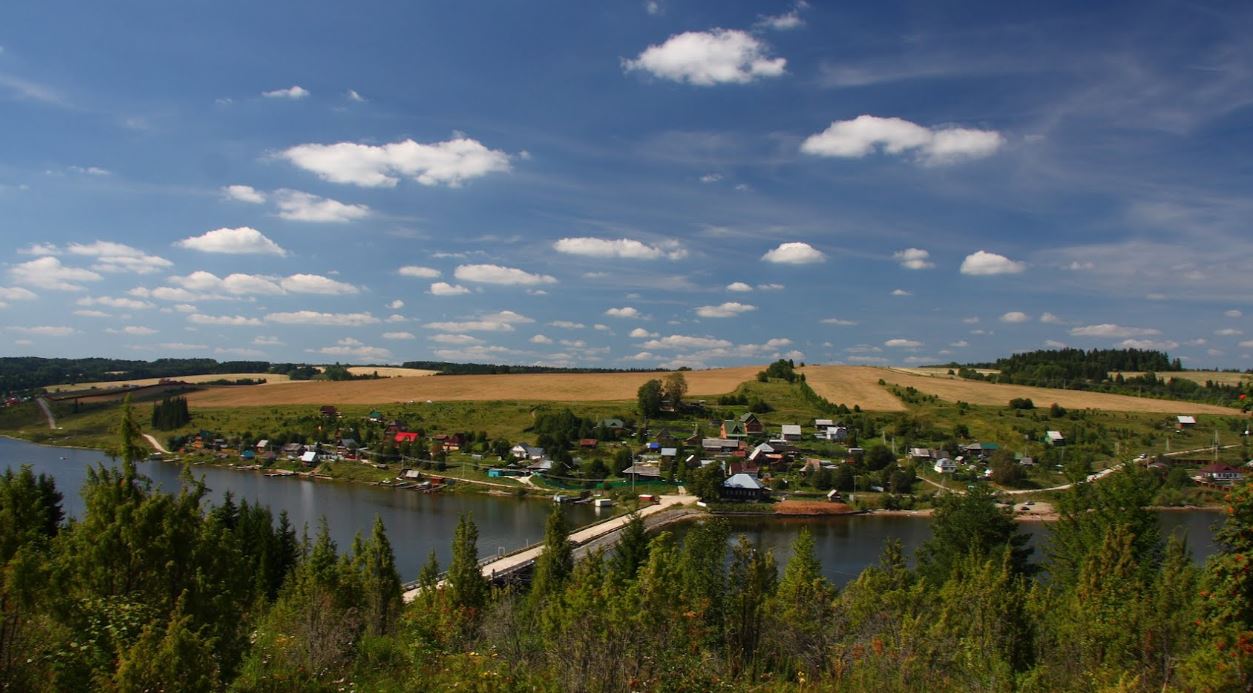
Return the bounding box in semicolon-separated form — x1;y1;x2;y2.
108;325;157;336
382;331;415;340
176;227;287;256
274;189;370;222
222;185;266;204
388;300;404;310
0;286;37;308
1215;328;1243;336
430;333;482;345
171;271;282;296
530;334;554;345
726;281;753;292
821;317;857;326
73;309;109;318
454;264;555;286
757;8;804;30
960;250;1026;276
884;338;923;348
605;306;641;318
1119;339;1180;350
1239;340;1253;348
1225;309;1243;318
641;334;733;350
77;296;153;310
9;257;102;291
801;115;1004;165
398;266;441;278
426;311;531;333
624;29;786;85
629;327;659;338
549;320;585;329
262;85;309;99
281;137;510;188
280;274;359;295
761;242;825;264
891;289;912;296
1069;324;1162;338
1000;311;1030;323
1040;312;1063;324
696;302;755;318
757;283;784;291
17;243;60;256
266;311;380;326
7;325;76;336
309;338;392;362
552;237;687;260
893;247;934;270
253;336;283;346
430;282;470;296
188;313;263;326
66;241;172;275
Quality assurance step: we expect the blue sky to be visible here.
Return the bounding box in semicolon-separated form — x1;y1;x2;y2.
1;0;1251;369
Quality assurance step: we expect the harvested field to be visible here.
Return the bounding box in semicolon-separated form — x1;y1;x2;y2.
45;372;290;392
876;368;1236;414
184;366;763;407
797;366;908;411
346;366;437;378
1111;371;1251;386
896;367;1001;378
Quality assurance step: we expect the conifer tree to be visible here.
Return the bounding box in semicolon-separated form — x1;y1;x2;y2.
447;514;487;613
530;506;573;600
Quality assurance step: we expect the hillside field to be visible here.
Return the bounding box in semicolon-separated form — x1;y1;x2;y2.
45;372;293;392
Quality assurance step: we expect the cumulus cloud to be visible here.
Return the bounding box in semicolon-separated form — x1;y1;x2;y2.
1119;339;1180;350
222;185;266;204
310;338;393;362
624;29;786;85
273;189;370;222
1040;312;1063;324
884;338;923;348
821;317;857;326
108;326;157;336
74;309;109;318
170;271;282;296
1215;328;1243;336
757;283;784;291
960;250;1026;276
281;137;511;188
388;300;404;310
430;282;470;296
696;302;755;318
629;327;659;338
726;281;753;292
761;242;825;264
893;247;933;270
454;264;556;286
280;274;359;295
9;257;102;291
176;227;287;256
605;306;641;318
188;313;263;327
7;325;76;337
382;331;415;340
253;336;283;346
17;243;60;256
1070;324;1162;338
552;237;687;260
430;333;482;345
1239;340;1253;348
398;265;441;278
77;296;152;310
159;342;208;350
530;334;554;345
891;289;912;296
266;311;380;326
0;286;37;308
641;334;732;350
426;311;530;333
1000;311;1030;323
67;241;172;275
262;85;309;99
801;115;1004;165
757;6;805;31
549;320;585;329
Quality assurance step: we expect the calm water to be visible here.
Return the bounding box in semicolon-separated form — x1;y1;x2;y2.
0;437;600;581
0;437;1223;585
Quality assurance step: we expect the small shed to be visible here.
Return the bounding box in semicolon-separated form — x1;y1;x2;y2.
780;424;802;441
300;450;318;465
1176;415;1197;429
1045;431;1065;446
934;458;957;473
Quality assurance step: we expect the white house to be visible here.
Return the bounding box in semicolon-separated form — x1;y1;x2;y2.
1045;430;1065;446
748;442;776;462
1176;415;1197;429
511;444;546;460
818;426;849;442
934;457;957;474
814;418;835;430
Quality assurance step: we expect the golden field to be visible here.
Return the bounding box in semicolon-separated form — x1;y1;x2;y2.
185;366;764;407
1110;371;1251;386
344;366;438;378
46;372;292;392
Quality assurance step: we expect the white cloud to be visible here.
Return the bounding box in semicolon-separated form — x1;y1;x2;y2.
388;300;404;310
7;325;76;337
215;347;268;358
1040;312;1063;324
109;326;157;336
159;342;208;351
893;247;933;270
9;257;101;291
253;336;283;346
762;241;825;264
960;250;1026;276
262;85;309;99
641;334;732;350
950;340;969;348
280;274;359;295
801;115;1004;165
1070;324;1162;338
605;306;642;318
552;237;687;260
700;173;723;183
483;310;533;324
73;309;110;318
346;89;365;102
884;338;923;348
530;334;554;345
629;327;659;338
170;271;282;296
385;314;407;323
77;296;152;310
726;281;753;292
1044;340;1068;348
1000;311;1030;323
188;313;263;326
821;317;857;326
624;351;657;362
1215;328;1243;336
1225;309;1243;318
17;243;59;256
281;137;511;188
266;311;380;326
398;265;441;278
644;0;662;15
177;227;287;256
963;316;980;324
222;185;266;204
757;8;804;31
624;29;786;86
757;283;784;291
274;189;370;222
549;320;585;329
67;241;172;275
454;264;556;286
430;282;471;296
594;323;611;331
891;289;912;296
1119;339;1180;350
1238;340;1253;348
382;331;415;340
310;339;393;362
68;165;111;176
0;286;37;308
430;333;482;345
696;302;755;318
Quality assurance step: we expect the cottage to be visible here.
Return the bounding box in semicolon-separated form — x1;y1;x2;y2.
748;442;776;462
367;410;385;423
660;447;678;458
934;458;957;474
818;426;849;442
300;450;319;466
826;489;844;503
963;442;999;460
720;419;747;439
511;444;546;460
1176;415;1197;429
527;459;556;474
621;463;662;480
1045;430;1066;446
394;431;420;444
909;447;934;460
722;473;767;501
579;438;599;449
780;424;802;441
599;418;627;431
814;418;835;430
1200;463;1244;484
702;438;741;453
339;438;359;451
282;442;304;458
739;413;765;435
255;439;270;451
240;449;256;461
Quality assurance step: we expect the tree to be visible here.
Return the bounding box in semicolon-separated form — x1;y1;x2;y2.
113;599;220;693
530;506;573;601
689;463;725;501
917;485;1033;584
354;516;402;637
446;514;488;614
609;512;649;583
726;536;777;675
661;371;688;410
637;379;663;418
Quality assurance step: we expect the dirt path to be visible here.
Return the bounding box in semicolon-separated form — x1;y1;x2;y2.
142;434;170;454
35;398;57;429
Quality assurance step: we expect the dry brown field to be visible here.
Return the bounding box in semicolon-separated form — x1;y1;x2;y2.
185;366;763;407
895;366;1001;378
874;368;1236;414
45;372;291;392
1111;371;1251;386
797;366;909;411
344;366;438;378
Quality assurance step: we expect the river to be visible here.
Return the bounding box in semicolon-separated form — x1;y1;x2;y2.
0;437;1224;585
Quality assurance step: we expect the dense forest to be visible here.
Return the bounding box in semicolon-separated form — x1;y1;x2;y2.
0;404;1250;690
0;357;270;393
954;348;1250;408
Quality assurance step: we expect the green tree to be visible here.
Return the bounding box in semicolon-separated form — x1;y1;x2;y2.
446;514;488;615
726;536;777;676
661;371;688;410
609;512;649;583
354;516;402;637
917;485;1033;584
637;379;663;418
530;506;573;601
688;462;725;501
113;599;219;693
1047;464;1160;589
